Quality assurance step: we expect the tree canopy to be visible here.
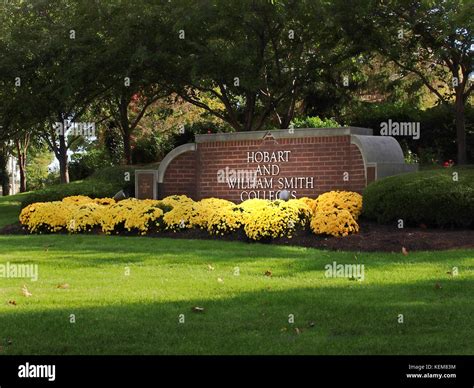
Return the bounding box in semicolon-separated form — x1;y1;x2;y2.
0;0;472;190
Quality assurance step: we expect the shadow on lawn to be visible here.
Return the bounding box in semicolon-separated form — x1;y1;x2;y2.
0;278;472;356
0;235;472;270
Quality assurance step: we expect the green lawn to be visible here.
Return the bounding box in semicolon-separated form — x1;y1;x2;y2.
0;193;25;229
0;190;473;355
0;234;472;355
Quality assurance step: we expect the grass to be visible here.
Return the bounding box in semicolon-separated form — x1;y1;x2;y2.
0;235;472;355
0;192;25;228
0;168;472;355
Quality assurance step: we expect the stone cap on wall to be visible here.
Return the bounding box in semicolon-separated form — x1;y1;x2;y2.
195;127;373;143
350;134;405;164
350;134;418;181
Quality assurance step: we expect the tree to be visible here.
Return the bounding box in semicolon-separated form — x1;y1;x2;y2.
0;1;23;193
167;0;356;131
100;89;169;165
333;0;473;164
13;133;30;192
93;0;173;164
1;0;117;183
25;144;53;191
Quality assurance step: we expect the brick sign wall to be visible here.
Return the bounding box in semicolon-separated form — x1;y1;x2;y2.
195;136;365;202
162;151;197;198
154;127;417;202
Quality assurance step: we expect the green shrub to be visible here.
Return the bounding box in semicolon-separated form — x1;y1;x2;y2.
89;166;137;189
20;166;137;208
132;136;161;164
343;102;474;164
363;167;474;228
69;149;115;181
291;116;341;128
160;121;234;156
20;180;122;208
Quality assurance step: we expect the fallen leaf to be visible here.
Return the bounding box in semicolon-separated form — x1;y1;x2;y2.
295;327;301;335
21;285;32;297
402;247;409;256
57;283;70;289
217;277;224;283
264;270;272;277
207;264;215;271
308;321;316;328
192;306;205;313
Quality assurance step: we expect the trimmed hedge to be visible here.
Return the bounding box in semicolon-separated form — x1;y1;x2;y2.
20;166;136;208
363;167;474;228
89;165;138;189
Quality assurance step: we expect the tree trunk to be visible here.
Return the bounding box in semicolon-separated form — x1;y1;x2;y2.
280;82;298;129
0;155;10;196
280;102;295;129
1;174;9;196
19;157;26;192
58;135;70;184
0;164;10;196
123;132;132;165
119;94;134;165
243;93;256;132
454;96;466;165
58;154;70;184
15;139;27;192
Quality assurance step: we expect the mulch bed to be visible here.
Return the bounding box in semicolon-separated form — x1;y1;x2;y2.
2;220;473;252
273;221;474;252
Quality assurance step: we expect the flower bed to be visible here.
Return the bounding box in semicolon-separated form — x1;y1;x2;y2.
19;191;363;240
